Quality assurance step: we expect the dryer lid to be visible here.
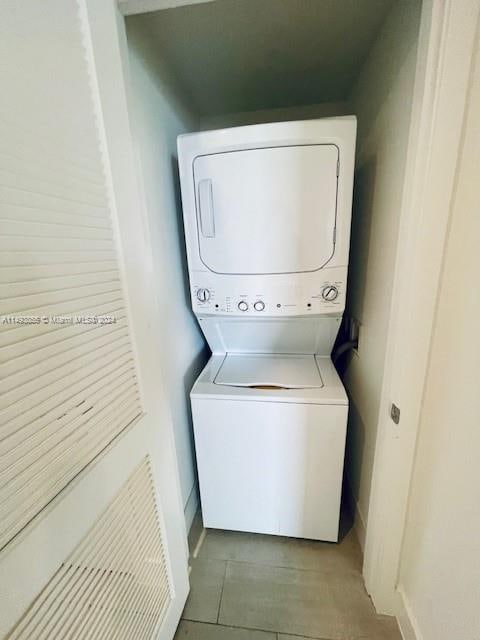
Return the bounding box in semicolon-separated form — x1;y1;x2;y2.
214;354;324;389
193;144;338;275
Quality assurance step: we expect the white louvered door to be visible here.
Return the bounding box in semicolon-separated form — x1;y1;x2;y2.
0;1;189;638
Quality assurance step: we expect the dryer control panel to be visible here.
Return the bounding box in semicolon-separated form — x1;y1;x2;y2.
191;266;347;317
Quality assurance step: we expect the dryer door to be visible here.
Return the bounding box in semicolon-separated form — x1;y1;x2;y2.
193;144;338;275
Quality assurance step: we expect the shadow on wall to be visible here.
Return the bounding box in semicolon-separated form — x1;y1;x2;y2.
171;155;196;310
127;19;197;126
182;347;210;485
171;149;210;365
333;156;377;364
346;158;377;323
171;154;210;490
343;396;366;521
337;157;377;525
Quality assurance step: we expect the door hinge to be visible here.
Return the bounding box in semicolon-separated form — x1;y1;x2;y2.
390;403;401;425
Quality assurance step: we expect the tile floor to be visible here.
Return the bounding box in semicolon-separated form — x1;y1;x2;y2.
175;512;402;640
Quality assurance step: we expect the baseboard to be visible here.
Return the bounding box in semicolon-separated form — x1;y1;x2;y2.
396;588;423;640
184;484;199;533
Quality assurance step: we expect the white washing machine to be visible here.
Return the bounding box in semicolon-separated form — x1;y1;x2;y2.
191;353;348;542
178;117;356;541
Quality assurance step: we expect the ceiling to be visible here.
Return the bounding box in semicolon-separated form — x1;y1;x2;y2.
127;0;395;117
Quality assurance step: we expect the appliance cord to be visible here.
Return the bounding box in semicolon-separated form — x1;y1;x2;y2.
332;340;358;365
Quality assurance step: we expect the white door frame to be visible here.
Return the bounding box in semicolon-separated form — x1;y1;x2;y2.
83;0;191;634
363;0;480;615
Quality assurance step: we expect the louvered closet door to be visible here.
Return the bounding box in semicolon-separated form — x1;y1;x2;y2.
0;1;189;639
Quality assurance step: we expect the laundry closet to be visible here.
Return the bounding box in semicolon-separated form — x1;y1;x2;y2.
6;0;480;636
123;0;422;546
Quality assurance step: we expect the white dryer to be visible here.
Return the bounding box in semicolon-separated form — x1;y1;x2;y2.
177;117;356;541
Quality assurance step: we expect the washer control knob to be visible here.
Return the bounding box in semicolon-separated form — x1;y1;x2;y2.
238;300;249;312
322;285;339;302
196;288;210;302
254;300;265;312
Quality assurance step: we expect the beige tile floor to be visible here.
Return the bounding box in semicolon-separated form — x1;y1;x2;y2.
175;512;401;640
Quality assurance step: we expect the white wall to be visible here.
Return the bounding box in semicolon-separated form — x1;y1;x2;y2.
125;20;208;527
342;0;422;546
397;30;480;640
200;101;351;130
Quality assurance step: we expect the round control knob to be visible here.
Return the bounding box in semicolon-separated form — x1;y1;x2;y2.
196;288;210;303
322;285;339;302
254;300;265;312
238;300;249;312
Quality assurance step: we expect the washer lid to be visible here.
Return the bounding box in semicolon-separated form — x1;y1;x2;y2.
214;354;324;389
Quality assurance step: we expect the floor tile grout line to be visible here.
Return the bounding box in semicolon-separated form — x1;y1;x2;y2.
197;535;362;577
182;617;284;637
201;555;363;579
216;557;228;624
181;618;334;640
275;632;333;640
192;527;207;559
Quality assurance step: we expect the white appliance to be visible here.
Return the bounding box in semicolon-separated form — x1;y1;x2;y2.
178;117;356;542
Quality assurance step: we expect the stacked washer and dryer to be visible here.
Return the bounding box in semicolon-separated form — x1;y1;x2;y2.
178;117;356;542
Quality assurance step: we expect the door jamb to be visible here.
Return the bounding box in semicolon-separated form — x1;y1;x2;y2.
83;1;191;634
363;0;480;615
